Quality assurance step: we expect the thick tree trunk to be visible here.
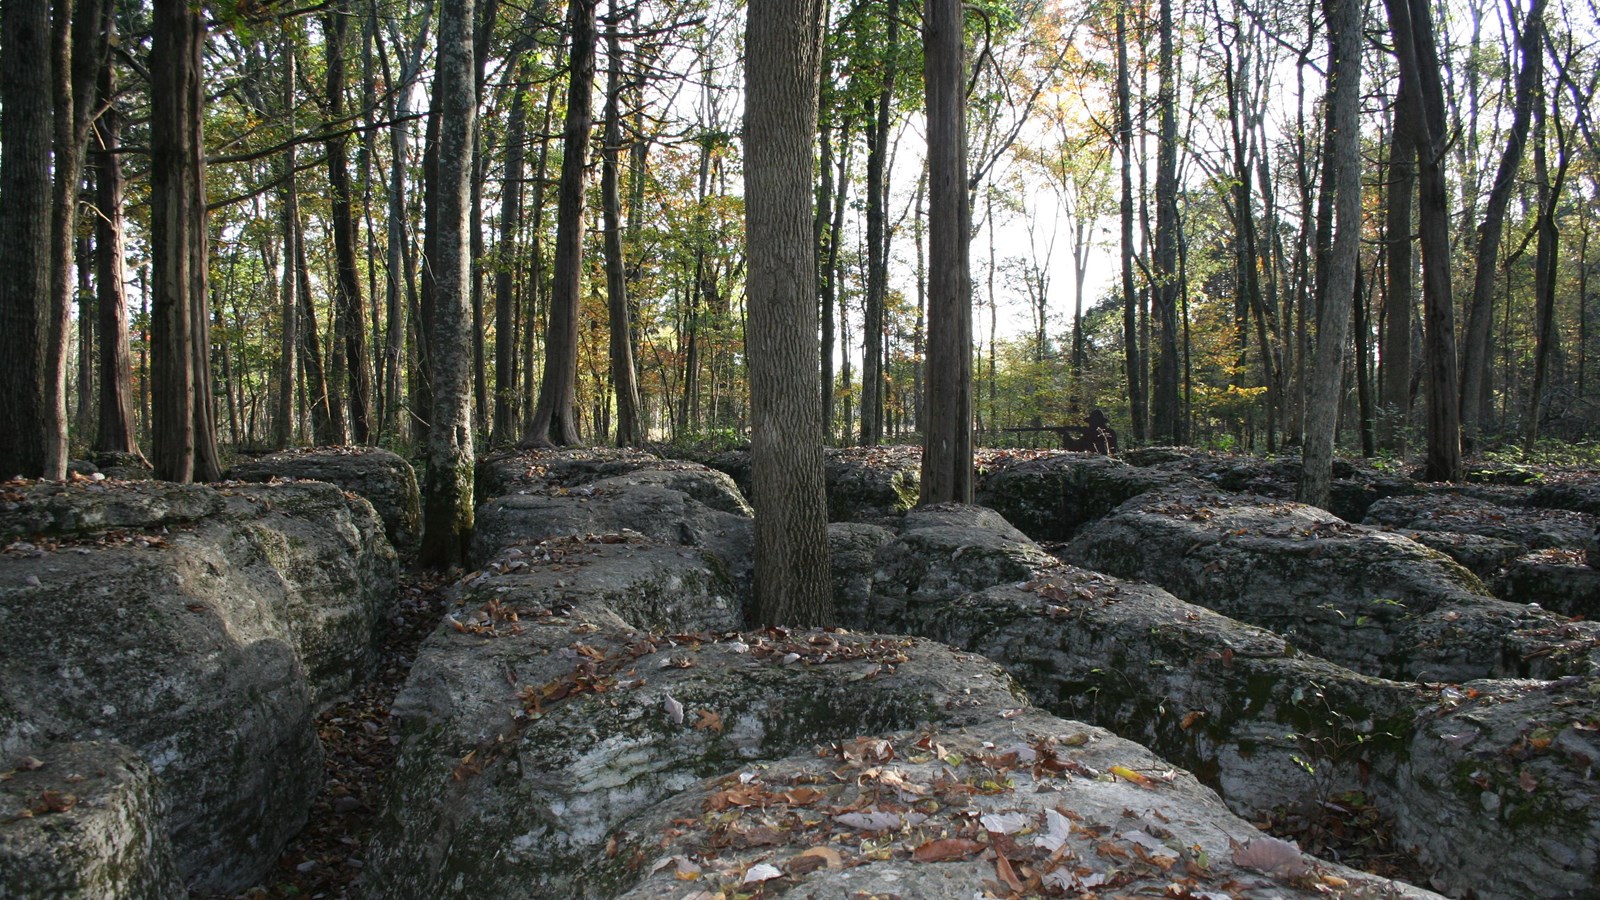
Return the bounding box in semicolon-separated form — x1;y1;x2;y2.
1462;0;1543;448
527;0;597;447
324;0;374;444
1385;0;1462;482
420;0;477;567
744;0;833;626
602;6;642;446
150;0;218;482
920;0;973;504
93;29;137;455
1;0;60;478
1300;0;1363;509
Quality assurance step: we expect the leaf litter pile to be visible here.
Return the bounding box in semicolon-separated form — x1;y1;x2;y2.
194;571;451;900
608;723;1382;900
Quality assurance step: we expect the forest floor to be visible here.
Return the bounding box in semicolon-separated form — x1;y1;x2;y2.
195;570;452;900
193;563;1435;898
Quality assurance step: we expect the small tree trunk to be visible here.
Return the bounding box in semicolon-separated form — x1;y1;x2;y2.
1463;0;1544;448
602;4;642;446
1380;81;1415;453
324;0;374;444
93;31;137;455
1300;0;1362;508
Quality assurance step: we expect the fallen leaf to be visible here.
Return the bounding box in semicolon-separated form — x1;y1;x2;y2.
1230;836;1309;878
742;862;783;884
664;694;684;726
980;811;1030;834
994;850;1025;891
1180;711;1206;731
913;837;985;862
786;846;843;874
834;810;902;831
1519;769;1539;792
1110;765;1154;787
693;709;723;734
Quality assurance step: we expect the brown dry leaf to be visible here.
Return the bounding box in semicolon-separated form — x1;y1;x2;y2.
913;837;985;863
780;786;825;805
1179;711;1206;731
30;790;77;815
994;850;1025;892
1519;769;1539;792
788;846;844;873
693;709;724;734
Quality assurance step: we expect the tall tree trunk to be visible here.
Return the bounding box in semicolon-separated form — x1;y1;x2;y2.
861;0;901;448
1301;0;1363;508
492;62;529;446
93;25;137;455
150;0;219;482
1116;7;1146;444
744;0;832;626
0;0;56;478
528;0;597;447
1380;80;1415;453
1151;0;1181;444
420;0;477;567
602;4;642;446
324;0;374;443
1524;87;1568;451
292;186;340;445
1462;0;1543;448
1385;0;1462;481
920;0;973;504
274;42;299;450
1354;264;1376;457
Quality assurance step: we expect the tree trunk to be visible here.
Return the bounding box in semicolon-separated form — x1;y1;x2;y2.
920;0;973;504
1462;0;1543;449
861;0;901;448
1380;80;1415;453
1116;7;1146;444
527;0;597;447
0;0;61;478
744;0;833;626
492;60;529;446
420;0;477;567
1524;85;1568;451
93;24;137;455
150;0;219;483
1300;0;1362;509
602;3;643;446
1385;0;1462;482
324;0;374;444
1151;0;1181;444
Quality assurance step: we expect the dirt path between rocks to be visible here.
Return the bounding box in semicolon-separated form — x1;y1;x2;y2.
196;572;450;900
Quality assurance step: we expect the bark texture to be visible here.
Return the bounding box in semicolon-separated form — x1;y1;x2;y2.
744;0;833;625
420;0;478;567
920;0;974;505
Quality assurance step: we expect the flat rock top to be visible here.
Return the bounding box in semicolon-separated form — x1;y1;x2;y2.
0;480;224;538
602;712;1437;900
